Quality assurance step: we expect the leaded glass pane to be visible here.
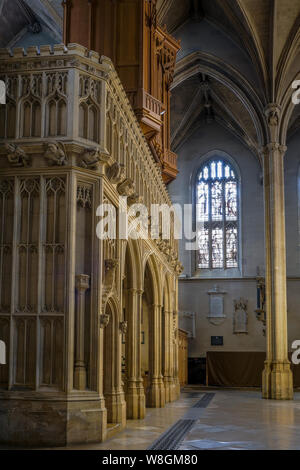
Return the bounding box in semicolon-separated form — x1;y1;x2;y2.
197;158;239;269
226;224;238;267
211;181;223;221
198;227;209;268
225;181;237;220
212;226;223;268
197;182;209;221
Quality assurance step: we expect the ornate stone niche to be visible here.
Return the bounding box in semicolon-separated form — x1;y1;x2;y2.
233;298;248;334
207;285;227;325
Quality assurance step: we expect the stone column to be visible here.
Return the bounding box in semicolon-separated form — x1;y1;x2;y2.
147;303;165;408
125;288;145;419
261;105;293;399
162;310;173;402
74;274;90;390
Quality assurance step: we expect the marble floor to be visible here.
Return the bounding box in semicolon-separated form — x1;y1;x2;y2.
67;387;300;450
2;388;300;450
179;388;300;450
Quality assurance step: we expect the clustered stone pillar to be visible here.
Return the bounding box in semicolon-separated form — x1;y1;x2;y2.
262;104;293;400
148;304;166;407
125;288;145;419
163;310;173;402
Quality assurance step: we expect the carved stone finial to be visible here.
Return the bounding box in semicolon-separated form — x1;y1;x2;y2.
99;313;110;329
79;147;110;170
106;162;126;184
44;141;68;166
119;321;128;335
5;143;30;167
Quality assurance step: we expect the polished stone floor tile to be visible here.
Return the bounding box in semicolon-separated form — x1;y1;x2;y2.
3;388;300;450
179;389;300;450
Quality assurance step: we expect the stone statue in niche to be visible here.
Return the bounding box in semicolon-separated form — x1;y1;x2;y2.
207;285;227;326
233;298;248;334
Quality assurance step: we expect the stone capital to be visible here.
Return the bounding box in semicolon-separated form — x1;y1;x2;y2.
260;143;287;159
75;274;90;291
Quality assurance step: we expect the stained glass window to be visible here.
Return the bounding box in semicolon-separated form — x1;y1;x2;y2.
196;159;239;269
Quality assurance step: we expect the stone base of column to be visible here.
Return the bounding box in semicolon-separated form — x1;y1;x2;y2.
262;360;272;399
74;364;87;390
262;360;293;400
147;377;165;408
0;395;107;446
126;380;146;419
163;376;173;403
104;390;127;426
169;377;180;402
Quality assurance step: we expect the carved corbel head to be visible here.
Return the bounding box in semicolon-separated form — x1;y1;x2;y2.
79;147;111;170
5;143;30;167
99;313;110;329
44;141;68;166
127;193;143;206
117;178;135;197
106;162;126;184
103;259;119;296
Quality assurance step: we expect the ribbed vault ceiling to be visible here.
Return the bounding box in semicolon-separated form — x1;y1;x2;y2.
157;0;300;155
